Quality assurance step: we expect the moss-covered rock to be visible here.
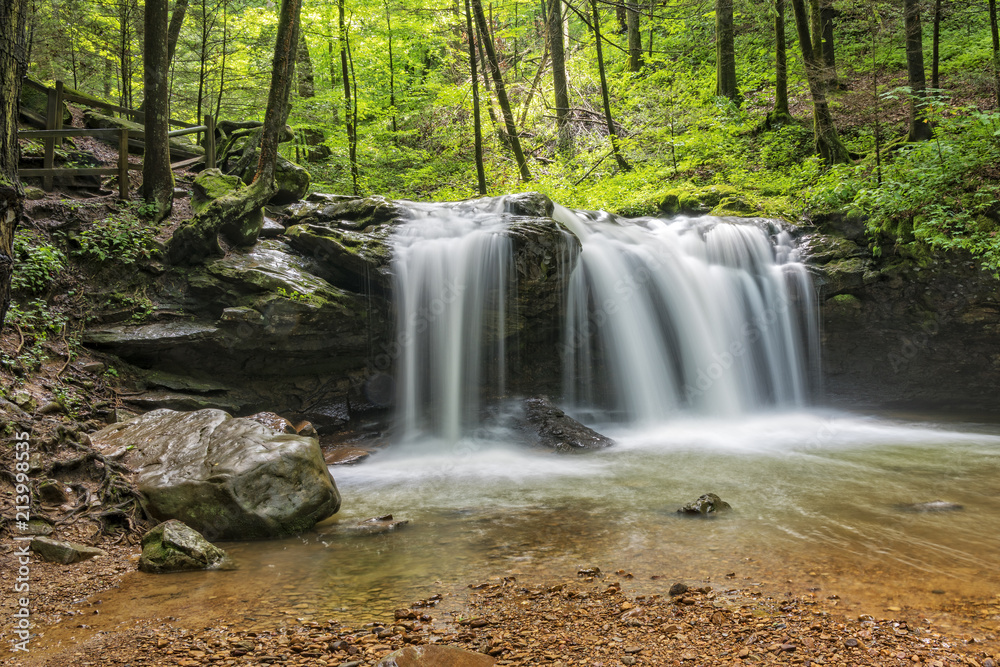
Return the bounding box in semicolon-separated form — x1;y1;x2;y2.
232;149;310;205
658;185;743;216
192;169;246;214
138;520;232;573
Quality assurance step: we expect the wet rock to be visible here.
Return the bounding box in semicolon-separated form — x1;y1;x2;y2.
92;408;341;539
30;536;107;564
246;411;297;434
668;583;689;597
138;519;233;573
677;493;732;516
260;216;285;238
503;192;555;218
324;447;371;465
376;645;495;667
520;397;615;452
900;500;964;512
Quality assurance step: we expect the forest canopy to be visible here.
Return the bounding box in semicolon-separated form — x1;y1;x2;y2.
16;0;1000;270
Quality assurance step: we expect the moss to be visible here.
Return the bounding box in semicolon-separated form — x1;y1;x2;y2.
831;294;861;305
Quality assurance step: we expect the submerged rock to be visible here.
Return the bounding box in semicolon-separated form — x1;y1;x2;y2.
92;408;340;540
30;536;106;564
900;500;964;513
139;520;233;573
677;493;732;516
521;397;615;452
376;645;495;667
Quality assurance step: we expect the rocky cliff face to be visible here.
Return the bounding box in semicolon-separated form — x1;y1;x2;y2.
84;193;577;428
805;213;1000;412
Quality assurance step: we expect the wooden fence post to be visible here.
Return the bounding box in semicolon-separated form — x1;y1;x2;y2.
42;85;58;191
204;114;216;169
119;129;130;200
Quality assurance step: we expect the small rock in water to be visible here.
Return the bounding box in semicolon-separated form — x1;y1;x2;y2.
138;520;233;573
677;493;732;516
668;583;689;597
900;500;964;512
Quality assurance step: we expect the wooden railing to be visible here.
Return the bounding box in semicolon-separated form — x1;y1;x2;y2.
18;79;217;199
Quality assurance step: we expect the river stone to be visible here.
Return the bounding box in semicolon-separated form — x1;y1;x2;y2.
521;397;615;451
92;408;340;540
138;519;232;573
30;536;107;564
677;493;732;516
376;645;495;667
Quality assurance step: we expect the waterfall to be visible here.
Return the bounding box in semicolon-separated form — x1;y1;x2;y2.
391;200;514;442
389;196;818;442
558;206;818;423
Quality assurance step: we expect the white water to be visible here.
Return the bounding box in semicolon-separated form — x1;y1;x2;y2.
559;207;818;422
390;199;819;441
391;200;513;442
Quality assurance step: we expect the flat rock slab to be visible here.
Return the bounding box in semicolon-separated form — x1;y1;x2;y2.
376;645;495;667
93;408;340;540
30;537;106;564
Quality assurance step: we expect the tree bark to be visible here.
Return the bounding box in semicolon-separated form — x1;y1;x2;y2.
168;0;301;264
989;0;1000;108
548;0;572;155
819;0;837;87
143;0;174;220
465;0;487;195
1;0;29;331
715;0;739;103
471;0;531;182
591;0;631;172
297;30;314;98
627;1;642;72
339;0;358;190
771;0;792;123
904;0;932;142
385;0;397;133
789;0;849;164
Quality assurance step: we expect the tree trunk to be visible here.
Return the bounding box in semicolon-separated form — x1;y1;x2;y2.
465;0;487;195
989;0;999;107
385;0;397;133
166;0;189;67
809;0;822;56
1;0;29;331
471;0;532;181
819;0;837;87
168;0;301;264
143;0;174;220
473;11;503;142
931;0;941;90
339;0;358;193
789;0;849;164
548;0;572;155
627;2;642;72
296;29;314;98
771;0;792;123
904;0;932;142
715;0;738;103
591;0;631;172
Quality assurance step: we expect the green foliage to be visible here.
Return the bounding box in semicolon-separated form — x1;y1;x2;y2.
1;299;69;374
808;110;1000;272
68;203;159;266
11;232;67;296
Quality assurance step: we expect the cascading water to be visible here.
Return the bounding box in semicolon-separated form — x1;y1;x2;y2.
391;200;514;442
389;196;818;442
558;206;818;422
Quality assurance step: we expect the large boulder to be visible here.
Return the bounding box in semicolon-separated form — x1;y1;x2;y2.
92;409;341;540
139;520;233;573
